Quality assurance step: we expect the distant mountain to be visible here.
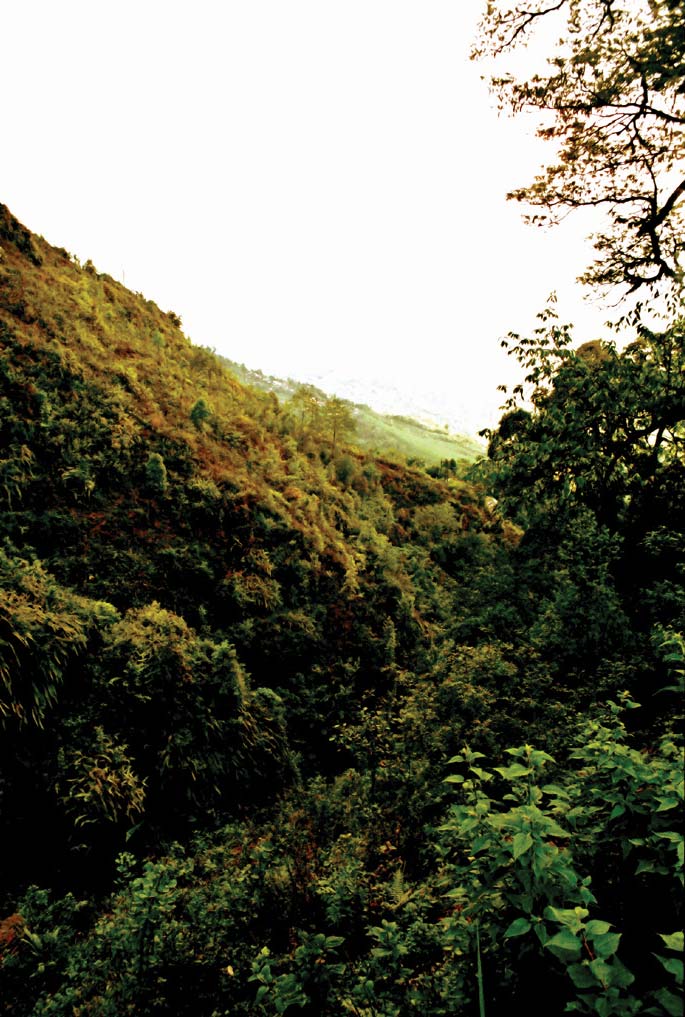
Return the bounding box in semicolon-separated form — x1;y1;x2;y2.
286;366;487;436
219;356;485;467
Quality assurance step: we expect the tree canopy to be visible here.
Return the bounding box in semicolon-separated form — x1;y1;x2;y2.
474;0;685;309
484;309;685;527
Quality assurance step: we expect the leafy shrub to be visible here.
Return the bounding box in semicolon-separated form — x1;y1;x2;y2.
438;695;684;1015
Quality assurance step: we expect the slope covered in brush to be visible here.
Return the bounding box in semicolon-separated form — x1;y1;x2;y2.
0;205;682;1017
0;203;497;874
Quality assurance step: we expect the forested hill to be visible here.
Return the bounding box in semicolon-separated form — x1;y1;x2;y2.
0;203;683;1017
0;201;492;736
217;357;484;467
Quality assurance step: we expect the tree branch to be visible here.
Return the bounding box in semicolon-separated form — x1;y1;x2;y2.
643;178;685;233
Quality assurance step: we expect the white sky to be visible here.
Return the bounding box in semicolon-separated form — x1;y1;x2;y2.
3;0;614;432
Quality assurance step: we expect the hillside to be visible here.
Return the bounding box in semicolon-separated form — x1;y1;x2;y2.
219;357;484;466
0;199;497;866
0;205;682;1017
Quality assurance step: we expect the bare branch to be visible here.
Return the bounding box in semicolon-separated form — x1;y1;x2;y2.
499;1;568;51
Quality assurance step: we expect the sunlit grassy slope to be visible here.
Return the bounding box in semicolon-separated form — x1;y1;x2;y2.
220;358;484;466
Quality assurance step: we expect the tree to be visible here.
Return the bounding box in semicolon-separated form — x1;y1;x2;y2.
483;308;685;530
288;388;356;455
322;396;356;456
288;385;324;437
190;397;212;431
144;452;168;496
481;308;685;655
473;0;685;309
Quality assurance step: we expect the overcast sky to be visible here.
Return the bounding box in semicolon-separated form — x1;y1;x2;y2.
3;0;614;432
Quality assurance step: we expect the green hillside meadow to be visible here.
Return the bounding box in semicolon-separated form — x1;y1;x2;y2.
0;197;682;1017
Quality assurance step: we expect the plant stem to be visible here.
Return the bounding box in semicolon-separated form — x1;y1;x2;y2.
476;920;486;1017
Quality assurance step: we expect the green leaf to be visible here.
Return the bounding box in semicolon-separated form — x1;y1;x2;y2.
567;962;598;989
470;767;492;781
446;887;468;901
512;832;534;859
589;958;613;986
585;921;612;937
659;932;684;952
654;955;684;984
541;817;571;838
444;774;464;784
652;988;684;1016
592;932;622;959
544;929;582;960
471;834;492;854
509;891;534;913
494;763;532;780
541;783;569;796
504;917;532;938
532;843;552;878
655;797;680;812
544;906;588;930
530;749;555;766
609;955;635;989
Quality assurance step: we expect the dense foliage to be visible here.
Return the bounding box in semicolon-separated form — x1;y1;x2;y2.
0;189;682;1016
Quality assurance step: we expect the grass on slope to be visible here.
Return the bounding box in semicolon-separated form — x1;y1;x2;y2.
220;358;484;467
